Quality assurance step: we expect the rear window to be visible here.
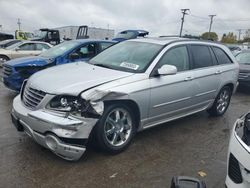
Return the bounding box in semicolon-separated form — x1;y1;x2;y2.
191;45;213;69
212;47;232;65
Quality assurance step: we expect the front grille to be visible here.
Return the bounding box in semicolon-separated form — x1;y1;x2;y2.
239;72;250;80
2;64;13;77
228;153;243;184
22;86;46;109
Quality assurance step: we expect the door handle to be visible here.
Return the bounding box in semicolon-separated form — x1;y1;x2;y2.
215;70;222;75
184;76;193;81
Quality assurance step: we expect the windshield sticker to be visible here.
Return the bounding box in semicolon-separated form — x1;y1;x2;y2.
120;62;139;70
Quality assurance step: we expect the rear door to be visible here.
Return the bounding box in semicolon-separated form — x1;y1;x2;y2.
190;44;221;108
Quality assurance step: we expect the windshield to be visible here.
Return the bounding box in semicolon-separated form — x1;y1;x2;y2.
90;41;162;73
25;32;34;39
236;52;250;64
5;42;23;50
40;41;79;58
36;31;48;39
115;31;136;39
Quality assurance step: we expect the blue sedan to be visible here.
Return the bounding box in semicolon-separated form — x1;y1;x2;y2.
2;39;115;92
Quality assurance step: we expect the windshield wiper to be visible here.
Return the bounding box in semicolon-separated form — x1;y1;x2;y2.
94;63;113;69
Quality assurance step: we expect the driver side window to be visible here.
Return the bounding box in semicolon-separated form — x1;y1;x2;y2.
19;43;35;51
157;46;189;72
74;43;96;59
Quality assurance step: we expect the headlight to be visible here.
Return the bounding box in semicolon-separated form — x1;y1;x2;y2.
48;95;80;112
47;95;104;118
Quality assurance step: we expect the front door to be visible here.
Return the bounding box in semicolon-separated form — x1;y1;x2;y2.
147;45;196;127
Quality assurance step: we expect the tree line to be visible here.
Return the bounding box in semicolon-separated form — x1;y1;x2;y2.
183;32;250;44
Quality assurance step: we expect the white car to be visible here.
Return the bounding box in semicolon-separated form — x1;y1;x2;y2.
226;112;250;187
0;41;52;66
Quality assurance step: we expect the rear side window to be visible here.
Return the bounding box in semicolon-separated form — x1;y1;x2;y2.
212;47;233;65
191;45;213;69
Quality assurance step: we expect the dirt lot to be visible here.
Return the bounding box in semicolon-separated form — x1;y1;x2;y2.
0;79;250;188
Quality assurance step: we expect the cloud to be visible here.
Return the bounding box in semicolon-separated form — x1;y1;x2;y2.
0;0;249;38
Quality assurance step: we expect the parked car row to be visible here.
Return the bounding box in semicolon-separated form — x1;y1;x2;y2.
2;39;115;91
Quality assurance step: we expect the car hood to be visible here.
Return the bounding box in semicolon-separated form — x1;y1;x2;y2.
239;64;250;72
5;56;53;67
27;62;134;95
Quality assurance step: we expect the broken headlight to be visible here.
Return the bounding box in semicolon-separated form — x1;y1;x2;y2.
47;95;104;118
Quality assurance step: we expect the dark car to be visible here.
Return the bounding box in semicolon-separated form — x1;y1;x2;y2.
2;39;115;92
0;39;22;49
236;50;250;88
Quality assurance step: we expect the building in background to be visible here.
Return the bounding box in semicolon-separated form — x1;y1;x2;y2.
53;26;115;40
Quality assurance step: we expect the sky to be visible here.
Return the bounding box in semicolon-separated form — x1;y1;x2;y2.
0;0;250;39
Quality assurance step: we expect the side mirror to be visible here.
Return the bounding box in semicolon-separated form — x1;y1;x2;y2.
69;53;80;60
15;47;20;51
156;64;177;76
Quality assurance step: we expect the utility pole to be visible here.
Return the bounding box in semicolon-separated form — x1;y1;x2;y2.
237;29;242;41
179;9;189;37
17;18;21;31
208;15;216;39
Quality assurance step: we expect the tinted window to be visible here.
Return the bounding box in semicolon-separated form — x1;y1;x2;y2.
157;46;189;72
191;45;213;68
36;43;50;51
100;42;113;51
19;43;35;51
213;47;232;65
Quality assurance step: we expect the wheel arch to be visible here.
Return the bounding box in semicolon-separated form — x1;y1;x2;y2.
104;99;141;131
0;54;10;60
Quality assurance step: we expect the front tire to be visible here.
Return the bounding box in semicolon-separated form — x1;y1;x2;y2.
207;86;232;116
94;103;137;154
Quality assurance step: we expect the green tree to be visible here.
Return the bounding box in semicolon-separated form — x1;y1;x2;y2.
201;32;218;41
221;32;237;44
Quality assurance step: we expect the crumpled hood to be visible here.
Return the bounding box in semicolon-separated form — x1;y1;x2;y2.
239;64;250;72
5;56;52;67
27;62;134;95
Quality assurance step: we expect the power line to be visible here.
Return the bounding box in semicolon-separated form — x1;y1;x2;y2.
179;8;190;37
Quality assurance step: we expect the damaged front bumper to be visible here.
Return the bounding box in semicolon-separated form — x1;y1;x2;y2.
12;95;98;161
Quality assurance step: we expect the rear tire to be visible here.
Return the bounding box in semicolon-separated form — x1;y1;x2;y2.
207;86;232;116
94;103;137;154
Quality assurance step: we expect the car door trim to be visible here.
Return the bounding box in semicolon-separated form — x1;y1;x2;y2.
195;89;217;97
142;99;213;129
153;96;191;108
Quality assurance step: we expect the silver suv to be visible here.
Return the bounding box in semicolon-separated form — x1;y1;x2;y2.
11;38;239;160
